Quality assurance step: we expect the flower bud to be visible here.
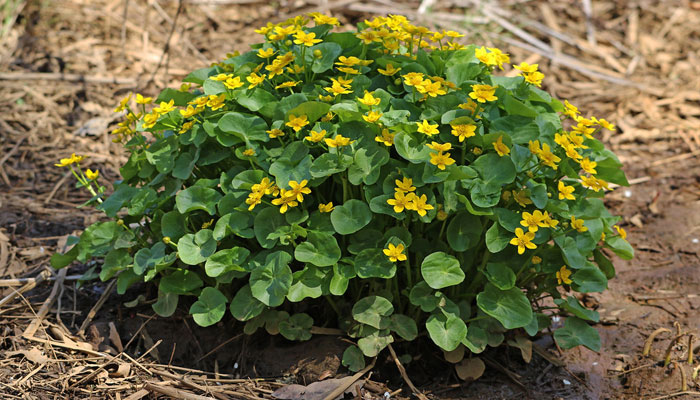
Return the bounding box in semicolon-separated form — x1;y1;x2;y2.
285;39;293;47
313;49;323;58
117;219;125;227
163;236;171;244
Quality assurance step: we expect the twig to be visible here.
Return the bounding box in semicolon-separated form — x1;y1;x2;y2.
0;136;26;168
387;343;428;400
77;279;117;336
0;72;136;85
483;356;525;389
650;149;700;167
0;274;83;287
646;391;700;400
0;269;51;308
44;170;71;205
581;0;596;45
23;268;67;337
195;333;242;363
149;0;185;83
150;369;230;400
144;382;216;400
321;357;376;400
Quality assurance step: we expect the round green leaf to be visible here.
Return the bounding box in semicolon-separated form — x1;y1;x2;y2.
190;287;228;327
357;331;394;357
177;230;217;265
446;212;482;252
159;269;203;295
287;265;327;302
390;314;418;341
329;262;355;296
426;314;467;352
484;262;516;290
205;247;250;278
572;265;608;293
421;252;464;289
472;153;516;185
330;200;372;235
409;281;440;312
352;296;394;329
394;131;431;163
249;251;293;307
354;248;396;279
342;345;366;372
152;291;178;317
279;313;313;341
254;207;287;249
476;284;532;329
294;231;341;267
554;296;600;322
229;285;265;321
161;211;186;241
553;317;601;352
175;186;222;215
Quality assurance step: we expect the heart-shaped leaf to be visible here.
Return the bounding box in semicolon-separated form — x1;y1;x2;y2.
426;313;467;352
249;251;293;307
476;284;532;329
553;317;601;351
352;296;394;330
190;287;228;327
421;252;464;289
330;200;372;235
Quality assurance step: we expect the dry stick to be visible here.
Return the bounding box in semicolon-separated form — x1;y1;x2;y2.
195;333;242;363
144;382;216;400
148;0;184;83
647;392;700;400
0;72;136;85
77;279;117;336
321;357;376;400
23;268;67;337
644;328;673;357
123;389;150;400
483;356;526;389
580;0;596;45
150;369;230;400
387;343;428;400
0;136;26;168
665;334;688;367
0;274;83;287
0;269;51;309
44;170;72;205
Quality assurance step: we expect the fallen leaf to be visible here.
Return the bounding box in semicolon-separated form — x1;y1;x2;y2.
443;344;465;364
507;336;533;363
455;357;485;381
109;322;123;353
6;347;49;364
272;376;363;400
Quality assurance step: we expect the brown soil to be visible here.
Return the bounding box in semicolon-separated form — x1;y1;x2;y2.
1;0;699;399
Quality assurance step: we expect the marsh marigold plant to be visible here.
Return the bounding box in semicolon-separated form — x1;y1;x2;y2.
53;13;633;373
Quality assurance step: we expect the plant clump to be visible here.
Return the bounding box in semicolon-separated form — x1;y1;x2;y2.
53;13;633;373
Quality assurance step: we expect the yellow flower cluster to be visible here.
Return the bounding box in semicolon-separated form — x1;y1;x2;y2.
513;62;545;87
386;177;434;217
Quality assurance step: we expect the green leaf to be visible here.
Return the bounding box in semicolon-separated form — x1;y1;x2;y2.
554;296;599;322
279;313;313;341
354;248;396;279
152;291;178;317
446;212;482;251
572;265;608;293
472;153;516;185
484;263;516;290
134;242;169;275
462;325;488;354
504;95;538;118
311;42;343;73
159;269;203;295
352;296;394;330
177;230;217;265
426;314;467;352
342;345;366;372
357;331;394;357
100;249;132;281
190;287;228;327
254;207;287;249
469;180;502;208
230;284;266;321
555;235;586;269
175;186;221;216
287;101;331;125
394;131;431;164
249;251;293;307
287;265;327;302
117;269;140;294
329;262;355;296
390;314;418;341
236;88;277;114
409;281;440;312
294;231;341;267
593;248;616;279
98;185;139;217
553;317;601;351
348;145;389;185
446;63;482;87
421;252;464;289
330;200;372;235
205;247;250;278
218;112;269;143
605;236;634;260
269;141;313;188
476;284;533;329
161;211;187;241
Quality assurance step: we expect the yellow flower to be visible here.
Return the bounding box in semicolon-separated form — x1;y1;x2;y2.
614;225;627;240
324;82;352;96
206;94;226;111
287;179;312;202
356;30;381;44
493;135;510;156
319;202;335;213
337;66;360;75
514;62;538;74
305;129;327;143
520;210;544;233
410;194;434;217
224;76;244;90
475;47;509;69
445;30;464;38
324;134;354;148
272;190;299;213
257;47;276;58
563;144;582;160
308;12;339;26
321;111;335;122
85;169;99;180
416;120;439;136
395;177;416;193
528;140;542;155
336;56;362;67
179;83;191;92
362;111;383;123
531;256;542;264
211;73;232;81
246;191;264;211
469;84;498;103
114;93;131;112
558;181;575;201
541;211;559;228
426;142;452;152
246;72;266;89
563;100;579;119
429;151;455;170
579;157;597;174
580;175;604;192
286;114;309;132
180;105;199;118
135;93;152;105
451;124;476;142
179;121;194;134
55;153;86;167
556;266;573;285
143;112;159;128
523;71;545;87
403;72;424;87
275;81;300;89
154;99;175;114
243;148;256;157
387;191;416;213
570;216;588;233
512;190;533;207
458;99;481;115
377;63;401;76
538;143;561;169
416;80;446;97
267;128;285;139
383;243;407;262
293;30;322;46
596;118;616;131
357;91;381;106
375;129;395;146
510;228;536;254
251;177;276;195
